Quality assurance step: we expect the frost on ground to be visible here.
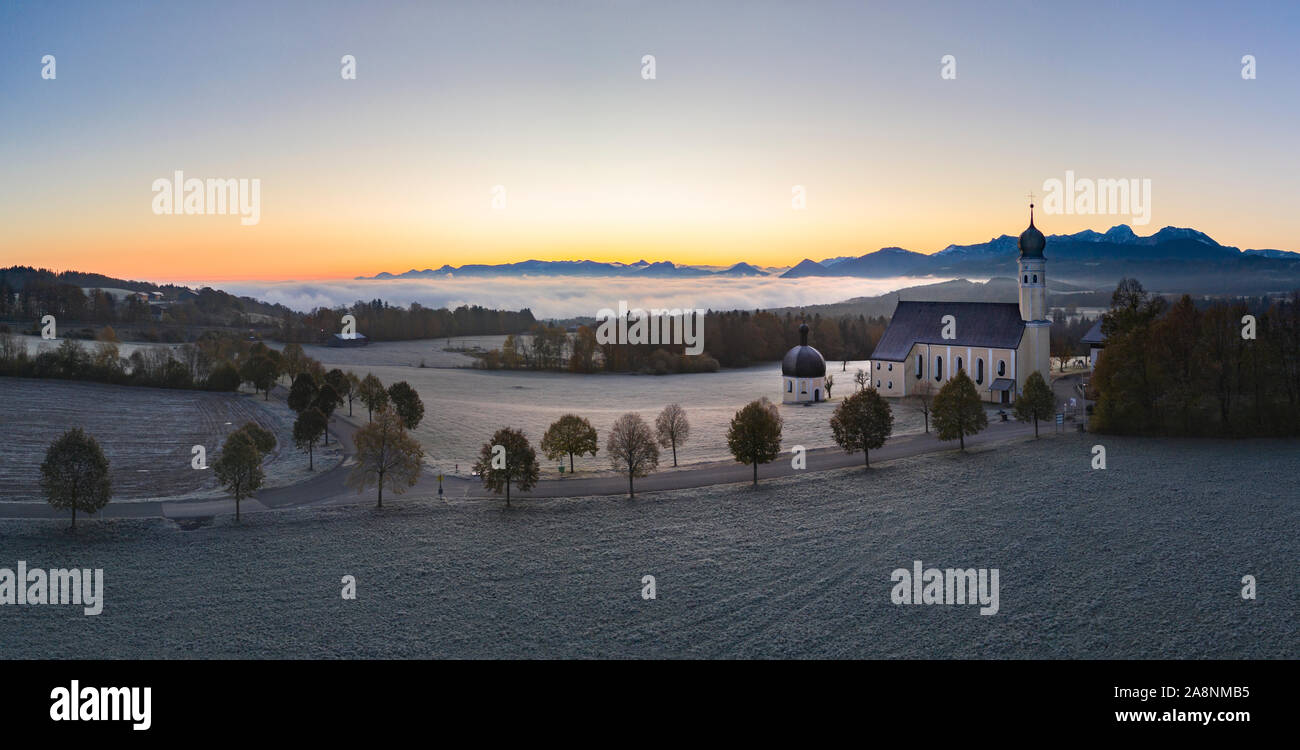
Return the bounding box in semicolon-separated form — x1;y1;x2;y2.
0;378;340;504
0;433;1294;659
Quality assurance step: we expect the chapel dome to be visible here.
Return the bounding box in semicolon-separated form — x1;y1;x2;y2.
782;323;827;378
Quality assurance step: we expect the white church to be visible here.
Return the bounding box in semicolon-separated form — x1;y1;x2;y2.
867;205;1053;404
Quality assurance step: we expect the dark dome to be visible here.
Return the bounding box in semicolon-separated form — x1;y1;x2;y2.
782;323;826;378
1019;204;1046;258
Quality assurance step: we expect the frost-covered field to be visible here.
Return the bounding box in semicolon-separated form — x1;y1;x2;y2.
1;433;1294;659
304;341;988;476
0;378;340;503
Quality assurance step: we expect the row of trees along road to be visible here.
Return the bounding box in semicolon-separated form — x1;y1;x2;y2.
36;366;1056;528
474;404;693;504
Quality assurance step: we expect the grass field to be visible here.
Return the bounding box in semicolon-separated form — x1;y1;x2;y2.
2;433;1294;659
0;378;340;504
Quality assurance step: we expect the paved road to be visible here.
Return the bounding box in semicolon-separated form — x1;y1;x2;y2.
0;385;1048;519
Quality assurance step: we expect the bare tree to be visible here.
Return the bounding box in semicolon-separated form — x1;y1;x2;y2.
654;404;690;467
607;413;659;498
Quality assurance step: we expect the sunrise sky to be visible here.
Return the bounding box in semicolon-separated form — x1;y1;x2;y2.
2;0;1298;282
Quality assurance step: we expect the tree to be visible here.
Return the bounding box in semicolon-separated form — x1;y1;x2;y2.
347;407;424;508
325;369;352;416
824;373;834;400
607;413;659;498
358;373;388;422
234;421;276;454
344;372;360;416
40;428;111;531
241;354;278;400
541;414;598;472
907;380;935;433
854;368;869;391
287;372;318;414
830;387;894;468
213;430;265;521
1014;371;1055;438
387;381;424;429
473;427;539;506
932;370;988;450
280;342;307;382
654;403;690;467
293;407;328;470
313;383;340;445
726;397;783;486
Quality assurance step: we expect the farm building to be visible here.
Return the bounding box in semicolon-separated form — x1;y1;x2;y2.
328;332;369;347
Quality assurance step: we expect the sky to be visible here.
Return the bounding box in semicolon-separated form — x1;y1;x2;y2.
2;0;1299;282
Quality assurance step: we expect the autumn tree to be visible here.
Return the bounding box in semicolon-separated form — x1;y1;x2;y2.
40;428;112;531
347;407;425;507
358;373;388;421
1013;370;1055;438
932;370;988;450
287;372;318;414
293;407;328;470
541;414;598;472
387;380;424;429
213;429;267;521
473;427;539;506
726;397;783;486
830;387;894;468
654;403;691;467
607;413;659;498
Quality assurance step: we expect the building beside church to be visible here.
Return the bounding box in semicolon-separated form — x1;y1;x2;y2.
782;323;827;403
1081;319;1106;370
867;206;1053;404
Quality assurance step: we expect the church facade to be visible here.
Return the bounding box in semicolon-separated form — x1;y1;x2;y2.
867;207;1053;404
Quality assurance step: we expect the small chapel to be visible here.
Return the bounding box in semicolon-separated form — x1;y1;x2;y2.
781;323;827;403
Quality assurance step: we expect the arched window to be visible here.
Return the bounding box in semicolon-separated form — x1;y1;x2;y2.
1023;274;1028;283
998;360;1006;377
934;356;943;381
916;353;923;379
1032;274;1038;283
976;358;984;385
956;356;964;373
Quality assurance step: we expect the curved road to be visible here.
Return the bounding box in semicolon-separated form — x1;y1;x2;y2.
2;375;1085;520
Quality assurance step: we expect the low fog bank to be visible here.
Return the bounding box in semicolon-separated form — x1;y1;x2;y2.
201;276;954;319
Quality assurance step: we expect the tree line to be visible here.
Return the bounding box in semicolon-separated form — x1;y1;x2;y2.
1091;278;1300;437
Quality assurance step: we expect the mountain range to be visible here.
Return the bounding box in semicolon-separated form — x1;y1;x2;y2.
361;225;1300;295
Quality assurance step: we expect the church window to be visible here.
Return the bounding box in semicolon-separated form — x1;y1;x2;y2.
956;356;963;373
916;354;923;379
934;356;943;381
1032;274;1038;283
786;381;793;393
998;360;1006;376
801;382;807;394
976;358;984;385
1023;274;1028;283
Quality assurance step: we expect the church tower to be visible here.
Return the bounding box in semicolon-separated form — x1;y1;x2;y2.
1017;203;1051;390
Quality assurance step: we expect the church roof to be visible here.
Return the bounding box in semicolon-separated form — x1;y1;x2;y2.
1081;319;1106;345
782;323;826;377
870;301;1026;361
